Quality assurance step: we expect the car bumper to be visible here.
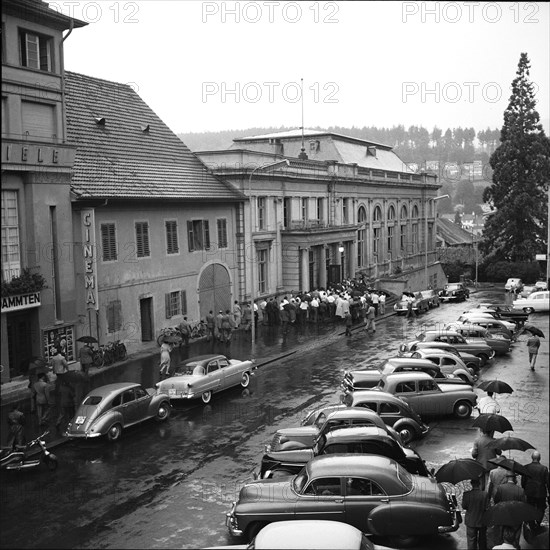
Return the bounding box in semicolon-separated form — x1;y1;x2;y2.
439;494;462;533
226;503;243;537
64;431;102;439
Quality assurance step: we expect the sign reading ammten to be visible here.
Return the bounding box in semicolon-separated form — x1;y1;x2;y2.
1;292;41;313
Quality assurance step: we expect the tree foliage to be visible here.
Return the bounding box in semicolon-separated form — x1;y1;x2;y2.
481;53;550;262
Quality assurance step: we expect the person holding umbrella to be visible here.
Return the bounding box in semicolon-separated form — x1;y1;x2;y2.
526;333;541;370
78;343;94;376
462;477;489;550
521;451;549;531
493;473;526;549
472;429;502;490
477;391;501;415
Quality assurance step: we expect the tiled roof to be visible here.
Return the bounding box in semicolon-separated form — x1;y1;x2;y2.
437;217;475;246
65;72;243;201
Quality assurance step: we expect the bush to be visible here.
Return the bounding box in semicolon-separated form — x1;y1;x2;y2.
1;268;46;297
483;261;541;283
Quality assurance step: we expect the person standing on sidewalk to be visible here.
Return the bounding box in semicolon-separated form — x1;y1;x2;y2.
472;429;502;490
379;292;386;315
159;341;172;379
205;310;215;342
33;373;51;426
79;343;94;376
365;304;376;333
526;333;541;370
7;403;26;450
178;316;191;347
462;477;488;550
344;311;353;336
56;380;75;429
521;451;550;531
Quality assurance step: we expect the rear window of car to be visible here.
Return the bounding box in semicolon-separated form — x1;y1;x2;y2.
82;396;102;406
395;463;414;492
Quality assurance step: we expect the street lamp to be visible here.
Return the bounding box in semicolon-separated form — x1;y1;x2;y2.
248;159;290;359
424;194;449;288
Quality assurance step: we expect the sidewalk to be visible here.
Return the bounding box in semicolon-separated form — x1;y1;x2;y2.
1;305;399;450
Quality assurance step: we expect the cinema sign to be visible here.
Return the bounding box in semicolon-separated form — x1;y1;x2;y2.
1;292;41;313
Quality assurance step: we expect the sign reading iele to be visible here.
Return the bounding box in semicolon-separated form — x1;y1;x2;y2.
82;209;99;310
1;292;41;313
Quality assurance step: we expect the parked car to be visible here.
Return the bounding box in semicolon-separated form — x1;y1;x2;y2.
226;454;462;545
445;324;511;356
534;280;548;291
254;425;430;480
438;282;469;302
65;382;171;442
519;285;536;298
155;354;255;404
375;372;477;418
505;278;523;293
513;291;550;313
473;304;528;326
400;330;495;365
398;340;483;373
341;358;467;394
342;390;430;444
421;289;440;308
454;315;515;338
248;520;389;550
266;408;403;453
394;292;430;315
407;349;476;384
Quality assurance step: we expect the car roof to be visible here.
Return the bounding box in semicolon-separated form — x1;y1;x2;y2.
254;520;363;550
324;426;390;442
414;349;459;358
307;453;398;477
348;390;404;403
423;329;461;336
382;371;433;381
85;382;140;397
326;408;380;421
383;357;439;368
182;354;227;365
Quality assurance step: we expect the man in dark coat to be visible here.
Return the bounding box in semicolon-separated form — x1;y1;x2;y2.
462;477;489;550
493;473;526;549
522;451;550;529
472;430;502;489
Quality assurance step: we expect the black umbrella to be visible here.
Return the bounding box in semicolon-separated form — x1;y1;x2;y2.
77;336;98;344
483;501;540;526
488;457;531;478
489;436;535;452
477;380;514;394
28;357;47;370
472;414;514;433
524;325;545;338
435;458;486;484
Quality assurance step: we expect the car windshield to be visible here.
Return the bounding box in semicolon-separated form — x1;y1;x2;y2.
82;396;102;406
293;470;308;493
415;333;426;341
447;284;460;290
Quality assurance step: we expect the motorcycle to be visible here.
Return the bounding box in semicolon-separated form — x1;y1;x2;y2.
0;431;58;471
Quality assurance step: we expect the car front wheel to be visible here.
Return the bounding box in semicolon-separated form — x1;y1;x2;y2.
107;423;122;442
241;372;250;388
454;401;473;419
524;307;534;314
155;402;171;422
398;425;417;445
201;391;212;404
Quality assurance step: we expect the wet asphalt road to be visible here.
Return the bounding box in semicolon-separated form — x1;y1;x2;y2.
1;289;548;549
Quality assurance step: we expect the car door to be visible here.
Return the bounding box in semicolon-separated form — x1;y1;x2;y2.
218;356;239;389
294;476;346;521
120;388;140;425
378;401;402;427
440;356;460;376
416;379;448;416
205;360;223;392
134;385;153;420
344;476;388;531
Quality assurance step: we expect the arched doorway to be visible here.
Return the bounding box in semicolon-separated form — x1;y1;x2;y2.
198;263;231;319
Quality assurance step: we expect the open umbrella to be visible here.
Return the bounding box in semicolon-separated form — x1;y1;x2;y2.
435;458;486;484
488;456;531;478
489;436;535;452
483;501;540;526
161;335;180;344
472;414;514;433
77;336;98;344
524;325;545;338
477;380;514;394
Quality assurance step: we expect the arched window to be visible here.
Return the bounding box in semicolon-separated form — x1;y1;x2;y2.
400;205;408;254
373;205;383;222
357;206;367;267
388;205;396;221
412;205;419;219
400;205;408;220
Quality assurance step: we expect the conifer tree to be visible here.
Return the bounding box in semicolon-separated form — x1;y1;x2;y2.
481;53;550;262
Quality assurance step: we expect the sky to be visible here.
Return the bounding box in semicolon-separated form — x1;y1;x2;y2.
56;1;550;135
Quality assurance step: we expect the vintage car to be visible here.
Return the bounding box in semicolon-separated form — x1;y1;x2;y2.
444;324;511;356
407;350;476;384
505;278;523;293
375;372;477;419
457;313;516;335
535;280;548;291
65;382;171;442
249;520;389;550
254;426;430;480
519;285;536;298
438;282;469;302
513;291;550;313
400;330;495;365
473;304;528;326
342;390;429;444
397;340;483;373
340;357;467;394
393;292;430;315
267;408;403;454
226;455;461;545
156;354;255;404
421;289;440;308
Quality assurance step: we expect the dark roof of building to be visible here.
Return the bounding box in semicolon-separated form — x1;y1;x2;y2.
65;72;243;201
2;0;88;29
437;217;475;246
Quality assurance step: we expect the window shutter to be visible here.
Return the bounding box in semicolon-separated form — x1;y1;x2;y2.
165;293;171;319
136;222;150;257
101;223;117;261
166;220;178;254
187;221;194;252
21;101;55;139
114;300;122;331
204;220;210;250
181;291;187;315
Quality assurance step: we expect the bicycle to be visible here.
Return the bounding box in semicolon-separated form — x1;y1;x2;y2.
92;347;105;367
189;320;207;339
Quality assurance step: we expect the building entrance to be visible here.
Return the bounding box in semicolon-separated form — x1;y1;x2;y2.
198;263;231;320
